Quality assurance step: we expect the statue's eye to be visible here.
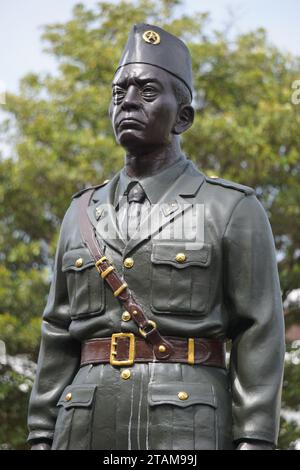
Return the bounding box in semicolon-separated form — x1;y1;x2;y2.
112;87;126;104
141;85;159;99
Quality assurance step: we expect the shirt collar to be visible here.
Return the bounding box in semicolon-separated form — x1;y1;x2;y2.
116;156;188;207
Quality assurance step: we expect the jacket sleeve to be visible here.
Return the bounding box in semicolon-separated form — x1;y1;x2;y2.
27;205;81;444
223;194;285;445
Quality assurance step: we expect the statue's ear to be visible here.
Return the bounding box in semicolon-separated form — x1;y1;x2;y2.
172;105;194;135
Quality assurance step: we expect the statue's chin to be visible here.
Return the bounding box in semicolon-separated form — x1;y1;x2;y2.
118;129;147;153
117;127;169;155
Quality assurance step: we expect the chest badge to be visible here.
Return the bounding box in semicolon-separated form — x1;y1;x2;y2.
95;205;106;221
161;200;179;217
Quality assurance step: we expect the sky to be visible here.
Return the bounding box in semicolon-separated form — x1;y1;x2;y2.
0;0;299;152
0;0;299;95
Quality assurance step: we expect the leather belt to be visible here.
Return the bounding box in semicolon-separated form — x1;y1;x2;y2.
81;335;226;368
78;189;175;361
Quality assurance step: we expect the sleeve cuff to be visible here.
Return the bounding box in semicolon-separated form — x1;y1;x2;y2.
233;429;276;446
27;430;54;444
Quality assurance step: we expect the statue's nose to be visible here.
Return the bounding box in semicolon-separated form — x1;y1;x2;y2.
121;85;140;110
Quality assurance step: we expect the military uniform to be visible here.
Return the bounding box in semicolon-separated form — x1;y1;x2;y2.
28;23;285;450
27;156;285;449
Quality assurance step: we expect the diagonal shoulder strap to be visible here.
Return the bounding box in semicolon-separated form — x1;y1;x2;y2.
77;188;174;361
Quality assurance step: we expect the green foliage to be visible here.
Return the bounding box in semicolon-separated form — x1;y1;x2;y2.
0;0;299;449
282;344;300;410
279;343;300;449
279;418;300;450
0;365;32;449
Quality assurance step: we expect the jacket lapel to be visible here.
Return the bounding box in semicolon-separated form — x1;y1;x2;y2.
87;172;125;255
123;161;205;257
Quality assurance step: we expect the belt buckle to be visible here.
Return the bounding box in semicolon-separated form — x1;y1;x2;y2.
110;333;135;366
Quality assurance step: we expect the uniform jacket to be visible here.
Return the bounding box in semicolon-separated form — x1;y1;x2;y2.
27;159;285;450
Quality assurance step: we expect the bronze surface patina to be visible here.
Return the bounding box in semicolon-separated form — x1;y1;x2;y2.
28;23;285;451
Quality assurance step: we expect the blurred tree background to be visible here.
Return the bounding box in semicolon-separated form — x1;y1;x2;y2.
0;0;300;449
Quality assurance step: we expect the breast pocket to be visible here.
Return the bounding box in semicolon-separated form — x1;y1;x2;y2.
150;242;212;316
62;248;105;319
148;382;217;450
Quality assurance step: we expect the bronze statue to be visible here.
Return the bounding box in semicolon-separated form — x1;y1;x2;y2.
28;24;285;450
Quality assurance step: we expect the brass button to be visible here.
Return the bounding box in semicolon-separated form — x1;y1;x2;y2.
122;311;131;322
123;257;134;268
175;253;186;263
121;369;131;380
65;392;72;401
158;345;166;353
75;257;83;268
178;391;189;401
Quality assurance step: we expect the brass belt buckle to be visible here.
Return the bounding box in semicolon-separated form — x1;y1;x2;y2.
110;333;135;366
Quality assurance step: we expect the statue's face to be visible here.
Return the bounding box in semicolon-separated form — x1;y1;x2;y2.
109;63;179;152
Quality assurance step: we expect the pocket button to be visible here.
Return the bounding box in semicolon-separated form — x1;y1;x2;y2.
122;311;131;322
178;391;189;401
175;253;186;263
75;258;84;268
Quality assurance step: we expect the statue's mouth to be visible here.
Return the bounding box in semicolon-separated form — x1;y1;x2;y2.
118;118;146;129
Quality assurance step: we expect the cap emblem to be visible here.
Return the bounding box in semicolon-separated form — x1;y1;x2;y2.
142;30;160;45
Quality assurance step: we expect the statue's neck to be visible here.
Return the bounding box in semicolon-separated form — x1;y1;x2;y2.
124;138;184;178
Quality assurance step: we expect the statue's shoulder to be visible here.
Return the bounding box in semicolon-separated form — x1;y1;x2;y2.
204;175;255;196
72;179;110;199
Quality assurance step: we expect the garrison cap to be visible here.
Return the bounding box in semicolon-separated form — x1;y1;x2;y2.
116;23;193;99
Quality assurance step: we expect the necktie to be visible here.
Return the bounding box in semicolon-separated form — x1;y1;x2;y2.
124;182;146;239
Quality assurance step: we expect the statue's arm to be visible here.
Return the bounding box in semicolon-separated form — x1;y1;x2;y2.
223;194;285;450
28;203;81;449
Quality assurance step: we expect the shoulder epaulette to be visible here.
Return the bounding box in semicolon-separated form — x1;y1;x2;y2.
72;179;110;199
205;176;255;195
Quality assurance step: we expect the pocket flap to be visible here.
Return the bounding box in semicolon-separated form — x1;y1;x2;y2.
148;382;216;408
151;243;211;268
62;248;95;272
57;384;97;409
